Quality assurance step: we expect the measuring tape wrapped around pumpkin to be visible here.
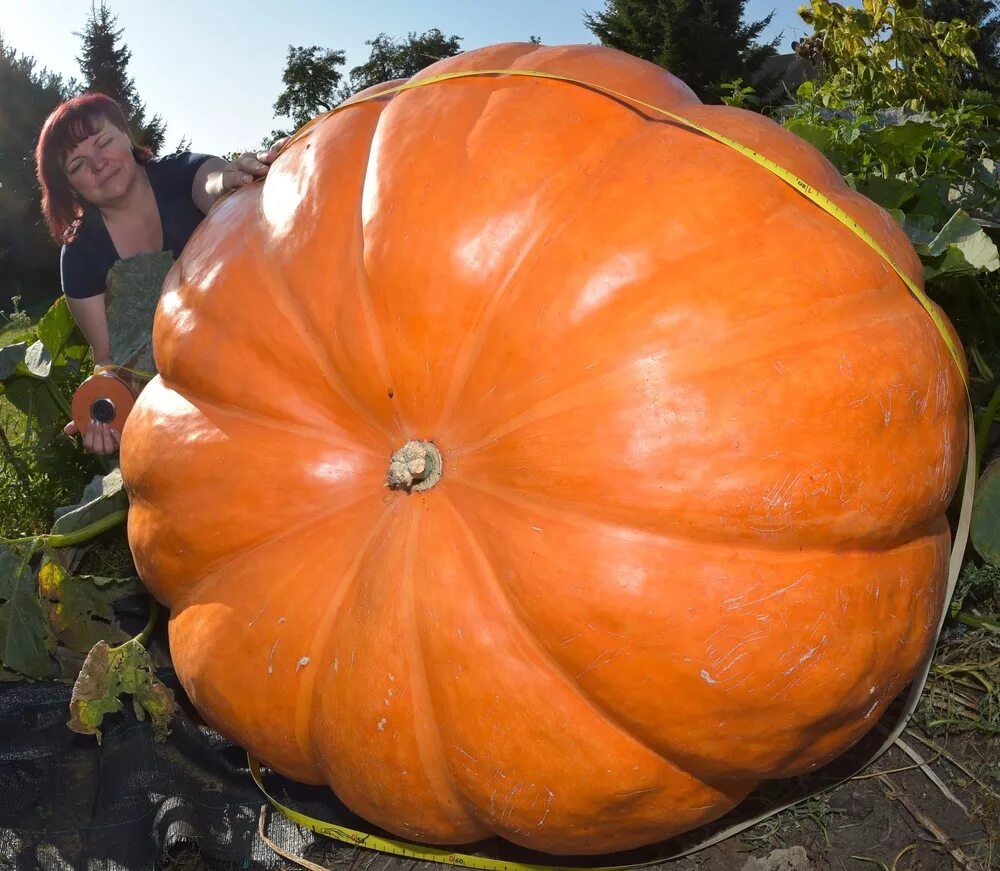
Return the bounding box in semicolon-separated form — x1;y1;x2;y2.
119;43;968;856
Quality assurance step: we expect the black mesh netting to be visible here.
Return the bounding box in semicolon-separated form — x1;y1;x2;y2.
0;611;379;871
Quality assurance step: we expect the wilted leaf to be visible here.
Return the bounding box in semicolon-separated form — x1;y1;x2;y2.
69;637;175;743
37;557;134;658
105;251;174;375
24;341;52;378
971;459;1000;567
0;545;55;679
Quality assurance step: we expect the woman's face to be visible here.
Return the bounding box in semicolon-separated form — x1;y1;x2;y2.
63;116;138;206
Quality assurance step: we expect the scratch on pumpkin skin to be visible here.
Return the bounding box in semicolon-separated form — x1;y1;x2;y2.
700;669;718;685
248;606;265;627
537;789;555;827
267;640;279;675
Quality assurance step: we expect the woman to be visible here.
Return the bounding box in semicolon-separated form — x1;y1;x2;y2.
35;92;281;454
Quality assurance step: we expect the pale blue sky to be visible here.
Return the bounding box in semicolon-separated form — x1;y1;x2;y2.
0;0;808;156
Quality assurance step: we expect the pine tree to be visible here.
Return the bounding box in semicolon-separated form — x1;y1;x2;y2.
0;35;74;303
75;1;166;153
583;0;778;101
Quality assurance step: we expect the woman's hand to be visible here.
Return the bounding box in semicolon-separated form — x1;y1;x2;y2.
64;418;121;455
195;139;290;211
218;139;289;192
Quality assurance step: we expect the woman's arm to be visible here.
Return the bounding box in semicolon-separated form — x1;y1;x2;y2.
65;293;112;365
191;141;286;214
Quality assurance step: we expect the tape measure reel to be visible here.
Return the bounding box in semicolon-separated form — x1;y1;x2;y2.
71;369;137;435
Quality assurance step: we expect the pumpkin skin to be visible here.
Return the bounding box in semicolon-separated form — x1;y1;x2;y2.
120;42;967;855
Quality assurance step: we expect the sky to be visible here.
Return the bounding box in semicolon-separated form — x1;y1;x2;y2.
0;0;809;156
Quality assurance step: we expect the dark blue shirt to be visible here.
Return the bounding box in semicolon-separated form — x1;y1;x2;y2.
60;151;213;299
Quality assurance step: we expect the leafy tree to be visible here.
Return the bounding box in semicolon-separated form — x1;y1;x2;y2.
268;30;463;145
342;29;463;96
794;0;981;110
923;0;1000;90
583;0;778;101
0;35;73;306
272;45;347;134
75;1;166;152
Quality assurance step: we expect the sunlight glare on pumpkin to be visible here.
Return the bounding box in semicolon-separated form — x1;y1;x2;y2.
260;145;316;234
309;455;362;483
454;211;529;279
624;355;706;469
569;251;651;323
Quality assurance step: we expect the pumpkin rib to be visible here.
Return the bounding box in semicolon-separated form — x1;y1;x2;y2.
400;506;494;835
436;492;723;789
160;488;393;614
155;372;387;459
447;296;941;463
448;474;946;557
430;111;649;437
255;240;399;444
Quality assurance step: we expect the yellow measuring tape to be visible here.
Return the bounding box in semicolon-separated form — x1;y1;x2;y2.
246;67;976;868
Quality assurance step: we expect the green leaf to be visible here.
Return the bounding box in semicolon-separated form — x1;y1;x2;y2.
859;175;916;210
971;459;1000;566
0;342;27;381
1;376;64;446
784;119;835;152
51;469;129;537
0;545;55;679
68;638;175;743
24;341;52;378
866;120;937;164
105;251;174;375
918;209;1000;279
36;298;82;362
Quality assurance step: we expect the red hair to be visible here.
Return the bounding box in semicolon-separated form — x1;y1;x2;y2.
35;92;152;243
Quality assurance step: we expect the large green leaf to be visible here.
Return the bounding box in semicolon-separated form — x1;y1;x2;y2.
36;297;85;363
0;545;55;679
51;468;129;536
971;459;1000;567
105;251;174;375
2;376;64;445
918;209;1000;280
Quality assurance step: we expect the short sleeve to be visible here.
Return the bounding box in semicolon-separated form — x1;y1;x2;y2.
61;242;105;300
150;151;214;197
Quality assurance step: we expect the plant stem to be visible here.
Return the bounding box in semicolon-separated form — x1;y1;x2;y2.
955;610;1000;634
134;598;159;646
0;426;30;491
0;509;127;548
975;381;1000;474
42;375;72;420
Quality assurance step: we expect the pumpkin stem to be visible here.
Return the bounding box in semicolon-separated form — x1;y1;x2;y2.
386;440;443;492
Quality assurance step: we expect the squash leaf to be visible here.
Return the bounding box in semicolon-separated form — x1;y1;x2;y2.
0;545;55;680
105;251;175;375
37;557;135;657
68;637;175;743
917;209;1000;280
971;459;1000;568
51;468;129;536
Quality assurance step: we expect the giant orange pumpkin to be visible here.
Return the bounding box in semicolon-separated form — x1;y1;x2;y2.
120;43;967;854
